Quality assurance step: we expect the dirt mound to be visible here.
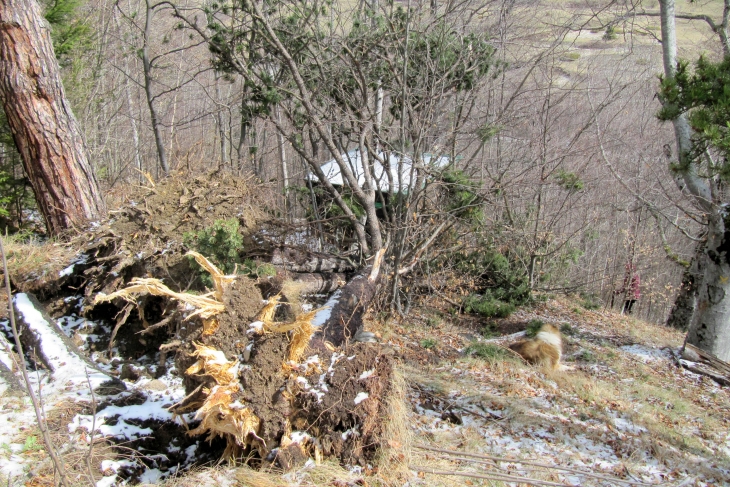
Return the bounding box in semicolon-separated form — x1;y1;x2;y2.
11;171;399;478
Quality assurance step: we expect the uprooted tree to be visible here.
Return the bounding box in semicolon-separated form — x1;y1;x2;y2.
92;247;397;468
11;172;406;471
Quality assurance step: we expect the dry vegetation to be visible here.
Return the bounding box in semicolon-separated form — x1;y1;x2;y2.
3;239;728;487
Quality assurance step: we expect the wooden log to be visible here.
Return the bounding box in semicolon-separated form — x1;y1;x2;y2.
680;343;730;385
683;343;730;376
271;247;355;273
13;292;126;395
315;250;385;347
290;272;347;294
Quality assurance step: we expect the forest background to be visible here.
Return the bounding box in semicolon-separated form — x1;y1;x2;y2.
0;0;721;326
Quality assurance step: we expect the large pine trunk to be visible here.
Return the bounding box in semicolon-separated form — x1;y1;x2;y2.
0;0;106;235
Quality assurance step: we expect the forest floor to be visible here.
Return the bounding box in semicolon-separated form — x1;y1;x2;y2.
0;173;728;487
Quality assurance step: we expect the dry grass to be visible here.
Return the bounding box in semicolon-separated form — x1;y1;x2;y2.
375;295;730;485
0;233;75;295
373;366;413;486
17;399;120;487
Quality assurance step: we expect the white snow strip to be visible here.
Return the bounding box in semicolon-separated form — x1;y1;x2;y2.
0;332;16;371
247;321;264;334
101;459;136;473
290;431;311;443
311;290;341;327
95;475;118;487
13;293;112;396
139;468;164;483
59;254;88;277
354;392;369;405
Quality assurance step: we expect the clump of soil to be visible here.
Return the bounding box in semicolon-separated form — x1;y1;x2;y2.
17;170;398;474
291;343;395;467
56;171;268;303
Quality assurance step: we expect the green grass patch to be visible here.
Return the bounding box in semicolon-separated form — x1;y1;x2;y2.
22;436;43;452
464;342;509;360
560;322;576;336
420;338;437;349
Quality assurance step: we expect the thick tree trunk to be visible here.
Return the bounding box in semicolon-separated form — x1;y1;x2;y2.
660;0;730;360
0;0;106;235
665;253;701;331
684;216;730;361
666;239;704;331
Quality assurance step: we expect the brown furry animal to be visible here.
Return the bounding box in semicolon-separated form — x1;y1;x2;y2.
509;323;564;370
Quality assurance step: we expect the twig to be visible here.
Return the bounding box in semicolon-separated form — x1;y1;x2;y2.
138;312;177;335
0;236;70;487
108;303;133;357
168;383;203;416
415;445;656;486
410;465;567;486
84;368;98;485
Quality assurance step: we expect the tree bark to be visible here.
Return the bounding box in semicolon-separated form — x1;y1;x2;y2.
665;251;701;331
660;0;730;360
684;215;730;361
0;0;106;235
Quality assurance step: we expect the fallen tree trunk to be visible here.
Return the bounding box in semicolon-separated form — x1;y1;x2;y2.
13;292;126;396
271;247;355;273
312;250;385;348
290;272;347;294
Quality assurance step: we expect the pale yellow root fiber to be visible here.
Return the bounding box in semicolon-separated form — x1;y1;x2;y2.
186;250;236;300
256;294;281;323
186;342;240;384
188;384;260;446
94;277;224;320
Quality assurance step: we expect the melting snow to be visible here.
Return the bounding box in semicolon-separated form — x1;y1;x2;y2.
359;369;375;380
13;293;113;397
59;254;89;277
619;345;671;362
311;290;341;327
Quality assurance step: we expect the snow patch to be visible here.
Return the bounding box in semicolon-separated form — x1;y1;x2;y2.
619;345;670;362
311;290;341;327
354;392;369;405
359;369;375;380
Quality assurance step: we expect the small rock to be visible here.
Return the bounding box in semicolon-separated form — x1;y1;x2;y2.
681;347;701;362
120;364;148;381
141;379;168;392
354;331;377;343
